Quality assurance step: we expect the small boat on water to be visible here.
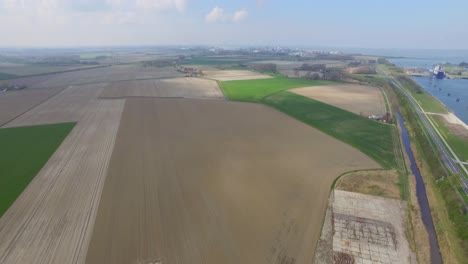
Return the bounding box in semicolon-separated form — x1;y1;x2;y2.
430;65;446;79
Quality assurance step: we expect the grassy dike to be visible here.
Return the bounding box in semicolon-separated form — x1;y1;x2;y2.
393;76;468;263
380;64;448;113
430;115;468;162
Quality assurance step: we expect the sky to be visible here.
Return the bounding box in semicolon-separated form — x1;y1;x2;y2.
0;0;467;49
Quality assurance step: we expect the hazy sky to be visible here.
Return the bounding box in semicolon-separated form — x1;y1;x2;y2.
0;0;467;49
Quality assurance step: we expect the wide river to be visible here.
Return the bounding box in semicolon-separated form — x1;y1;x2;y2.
390;56;468;123
412;77;468;123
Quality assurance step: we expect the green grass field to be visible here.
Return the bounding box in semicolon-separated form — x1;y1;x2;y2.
220;76;396;168
219;77;333;102
263;91;396;168
0;122;75;216
412;93;448;113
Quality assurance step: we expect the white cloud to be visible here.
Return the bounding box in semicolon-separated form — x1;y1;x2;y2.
136;0;186;12
205;6;224;23
232;9;248;22
205;6;248;23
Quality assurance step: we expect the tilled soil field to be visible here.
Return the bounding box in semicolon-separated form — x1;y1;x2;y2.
203;70;272;81
4;83;107;127
0;99;125;264
0;86;64;127
86;97;379;264
99;77;224;99
9;65;182;89
291;84;386;116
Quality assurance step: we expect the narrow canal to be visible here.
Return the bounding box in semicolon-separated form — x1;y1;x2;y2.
397;112;443;264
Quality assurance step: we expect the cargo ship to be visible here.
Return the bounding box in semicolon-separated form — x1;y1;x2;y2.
431;65;446;79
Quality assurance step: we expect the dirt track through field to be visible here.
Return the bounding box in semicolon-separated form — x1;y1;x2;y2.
0;99;125;264
86;98;379;264
99;77;224;99
291;84;386;116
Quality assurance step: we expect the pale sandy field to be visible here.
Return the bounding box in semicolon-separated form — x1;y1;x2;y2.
291;84;386;116
203;70;272;81
100;77;224;99
0;99;125;264
85;98;379;264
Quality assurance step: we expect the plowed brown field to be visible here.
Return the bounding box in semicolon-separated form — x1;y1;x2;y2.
99;78;224;99
0;99;125;264
9;65;182;89
86;98;379;264
0;87;64;127
4;83;107;127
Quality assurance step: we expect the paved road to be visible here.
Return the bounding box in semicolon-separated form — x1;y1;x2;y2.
455;160;468;165
379;69;468;196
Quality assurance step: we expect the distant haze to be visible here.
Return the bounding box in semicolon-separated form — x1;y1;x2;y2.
0;0;467;49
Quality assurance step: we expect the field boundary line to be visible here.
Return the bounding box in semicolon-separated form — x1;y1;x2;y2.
0;86;68;128
0;65;111;81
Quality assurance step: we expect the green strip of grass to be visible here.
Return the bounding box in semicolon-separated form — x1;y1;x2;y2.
379;65;447;113
0;72;17;80
0;122;75;216
412;93;448;113
219;77;333;102
430;115;468;161
263;91;396;169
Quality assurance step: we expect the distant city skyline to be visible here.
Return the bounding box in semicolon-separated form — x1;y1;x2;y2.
0;0;467;49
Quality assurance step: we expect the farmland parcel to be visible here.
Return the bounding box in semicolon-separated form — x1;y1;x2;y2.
0;123;74;216
0;86;64;127
85;97;379;264
0;99;125;264
220;77;396;169
99;78;224;100
291;84;386;117
219;77;332;102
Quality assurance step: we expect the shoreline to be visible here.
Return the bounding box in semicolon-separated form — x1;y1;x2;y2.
410;76;468;128
424;111;468;131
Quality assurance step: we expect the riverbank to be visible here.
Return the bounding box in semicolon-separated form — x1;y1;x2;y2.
380;64;468;165
412;77;468;124
379;63;468;264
